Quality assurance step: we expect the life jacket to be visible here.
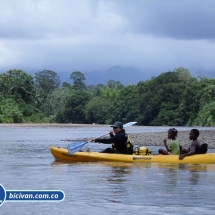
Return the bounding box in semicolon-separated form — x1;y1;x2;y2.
112;134;133;155
133;146;152;155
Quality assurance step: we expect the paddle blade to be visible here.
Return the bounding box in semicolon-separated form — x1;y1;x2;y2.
67;142;87;155
124;121;137;127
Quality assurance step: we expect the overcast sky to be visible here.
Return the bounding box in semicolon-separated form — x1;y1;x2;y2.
0;0;215;78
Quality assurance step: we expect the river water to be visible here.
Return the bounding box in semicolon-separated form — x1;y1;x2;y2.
1;125;215;215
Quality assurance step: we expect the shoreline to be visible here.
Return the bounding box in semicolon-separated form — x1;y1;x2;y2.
0;123;110;127
1;123;215;149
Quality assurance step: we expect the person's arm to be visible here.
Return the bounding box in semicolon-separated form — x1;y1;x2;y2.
94;135;116;144
179;142;196;159
96;132;126;144
163;138;170;152
91;131;114;143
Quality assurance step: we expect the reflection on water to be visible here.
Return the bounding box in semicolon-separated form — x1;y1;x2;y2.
1;126;215;214
190;172;200;185
108;166;131;178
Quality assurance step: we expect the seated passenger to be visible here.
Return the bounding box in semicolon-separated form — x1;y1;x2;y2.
158;128;180;155
179;129;207;160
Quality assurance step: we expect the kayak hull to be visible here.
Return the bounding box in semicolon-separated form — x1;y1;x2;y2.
50;146;215;164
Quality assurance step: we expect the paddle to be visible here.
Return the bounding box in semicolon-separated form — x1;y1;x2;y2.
67;121;137;155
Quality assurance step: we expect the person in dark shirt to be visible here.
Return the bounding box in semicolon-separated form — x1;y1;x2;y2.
179;129;203;160
91;122;133;154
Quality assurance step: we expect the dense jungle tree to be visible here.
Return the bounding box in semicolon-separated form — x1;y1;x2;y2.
199;79;215;108
194;101;215;126
88;84;104;97
135;68;196;125
106;80;124;89
0;98;23;123
107;85;140;124
85;97;110;124
0;69;40;122
45;86;75;119
1;66;215;126
184;78;215;126
100;85;120;100
55;90;91;123
178;78;213;125
34;70;60;93
0;69;36;103
34;70;61;114
70;71;86;91
62;82;71;87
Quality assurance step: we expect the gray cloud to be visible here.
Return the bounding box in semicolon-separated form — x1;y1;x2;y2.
115;0;215;40
0;0;215;78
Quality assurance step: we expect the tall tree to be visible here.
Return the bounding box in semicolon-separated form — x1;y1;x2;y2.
34;70;61;113
85;97;110;124
55;91;91;123
45;87;75;117
106;80;124;89
34;70;60;94
107;85;139;124
0;69;36;103
194;101;215;126
0;98;23;123
70;71;86;91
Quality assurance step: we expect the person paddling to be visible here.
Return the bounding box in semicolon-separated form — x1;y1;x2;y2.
91;121;133;154
158;128;180;155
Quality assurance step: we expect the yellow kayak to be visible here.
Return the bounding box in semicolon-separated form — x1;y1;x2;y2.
50;146;215;164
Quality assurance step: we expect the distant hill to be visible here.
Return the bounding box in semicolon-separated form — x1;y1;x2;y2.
83;66;154;86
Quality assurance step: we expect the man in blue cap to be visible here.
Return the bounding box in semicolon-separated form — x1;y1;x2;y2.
91;121;133;154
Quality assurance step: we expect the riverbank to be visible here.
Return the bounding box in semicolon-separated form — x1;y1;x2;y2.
0;123;214;148
130;130;215;149
0;123;104;127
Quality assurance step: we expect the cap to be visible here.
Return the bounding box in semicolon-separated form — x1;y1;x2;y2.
111;122;123;128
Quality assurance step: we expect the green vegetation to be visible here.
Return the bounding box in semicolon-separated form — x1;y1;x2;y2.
0;68;215;126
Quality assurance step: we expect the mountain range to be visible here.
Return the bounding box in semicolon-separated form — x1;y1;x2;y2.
83;66;156;86
22;65;214;87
